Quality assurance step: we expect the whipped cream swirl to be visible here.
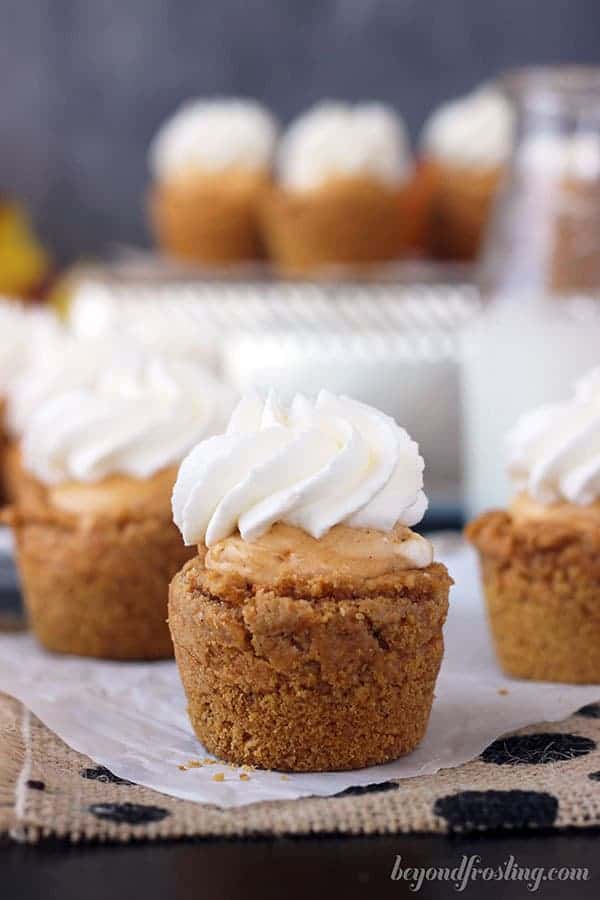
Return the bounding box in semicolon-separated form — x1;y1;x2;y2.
422;87;514;168
173;389;428;546
22;355;235;485
149;98;278;180
278;102;412;191
7;334;118;436
507;368;600;505
0;301;62;395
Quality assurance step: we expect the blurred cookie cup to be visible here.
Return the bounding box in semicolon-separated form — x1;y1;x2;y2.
261;103;414;274
466;369;600;683
169;390;452;771
419;87;513;261
147;98;278;266
5;354;234;660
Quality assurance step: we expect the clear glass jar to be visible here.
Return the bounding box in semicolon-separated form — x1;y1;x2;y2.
462;67;600;516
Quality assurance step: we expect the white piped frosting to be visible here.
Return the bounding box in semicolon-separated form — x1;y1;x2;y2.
149;98;278;180
0;301;62;395
422;87;514;168
278;102;412;191
173;389;428;547
22;354;235;485
507;368;600;505
7;335;118;437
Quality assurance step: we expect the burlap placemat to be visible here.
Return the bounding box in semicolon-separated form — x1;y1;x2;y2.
2;692;600;843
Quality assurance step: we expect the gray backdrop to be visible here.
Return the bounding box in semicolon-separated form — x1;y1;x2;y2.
1;0;598;260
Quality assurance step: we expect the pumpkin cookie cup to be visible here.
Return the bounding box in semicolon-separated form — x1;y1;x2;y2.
419;86;512;261
467;368;600;684
265;102;413;274
466;497;600;684
170;388;452;771
169;524;451;772
4;353;233;659
147;98;278;266
5;465;194;659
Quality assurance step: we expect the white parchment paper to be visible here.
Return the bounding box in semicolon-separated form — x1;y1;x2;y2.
1;536;599;809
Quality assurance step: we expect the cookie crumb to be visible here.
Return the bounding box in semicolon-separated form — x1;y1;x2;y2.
212;772;225;783
177;764;187;771
239;773;250;781
498;688;509;696
202;758;216;765
187;760;201;768
280;774;289;781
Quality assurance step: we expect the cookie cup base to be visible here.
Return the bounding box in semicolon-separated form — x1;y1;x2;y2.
260;176;412;275
467;510;600;683
9;509;194;660
169;555;451;772
148;170;269;265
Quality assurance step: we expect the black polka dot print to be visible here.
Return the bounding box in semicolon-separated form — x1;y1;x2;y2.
577;703;600;719
481;732;596;766
434;790;558;831
334;781;398;798
26;779;45;791
88;802;170;825
81;766;133;785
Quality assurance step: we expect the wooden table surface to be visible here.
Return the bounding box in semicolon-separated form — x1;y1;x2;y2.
3;830;600;899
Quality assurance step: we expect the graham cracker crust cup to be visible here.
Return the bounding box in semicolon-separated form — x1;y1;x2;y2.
169;554;451;772
148;169;270;265
426;162;502;261
260;175;412;275
5;467;195;660
466;510;600;683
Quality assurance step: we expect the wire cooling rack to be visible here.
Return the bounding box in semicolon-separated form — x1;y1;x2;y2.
70;268;481;350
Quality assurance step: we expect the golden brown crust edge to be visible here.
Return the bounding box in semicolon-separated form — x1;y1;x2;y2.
466;510;600;683
169;555;451;771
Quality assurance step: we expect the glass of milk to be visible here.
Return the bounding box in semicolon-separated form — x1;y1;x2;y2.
462;67;600;516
